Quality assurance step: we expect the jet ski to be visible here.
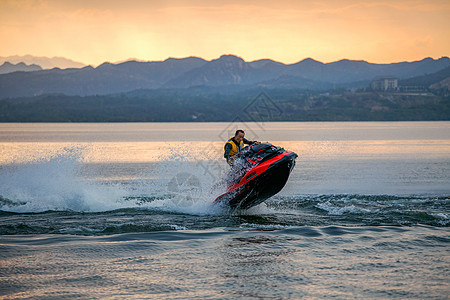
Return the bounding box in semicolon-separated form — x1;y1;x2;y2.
214;142;298;210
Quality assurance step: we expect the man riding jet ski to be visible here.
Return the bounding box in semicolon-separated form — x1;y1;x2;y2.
224;129;259;165
216;130;298;210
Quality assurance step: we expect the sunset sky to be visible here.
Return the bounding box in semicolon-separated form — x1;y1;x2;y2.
1;0;449;66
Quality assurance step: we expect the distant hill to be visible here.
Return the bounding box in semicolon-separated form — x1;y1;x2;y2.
0;55;449;99
165;55;255;87
0;55;85;69
0;62;42;74
399;65;450;88
430;77;450;92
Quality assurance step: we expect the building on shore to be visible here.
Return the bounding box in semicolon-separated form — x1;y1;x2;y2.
371;77;398;91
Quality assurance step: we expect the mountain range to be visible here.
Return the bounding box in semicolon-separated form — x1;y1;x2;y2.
0;54;449;99
0;55;85;70
0;62;42;74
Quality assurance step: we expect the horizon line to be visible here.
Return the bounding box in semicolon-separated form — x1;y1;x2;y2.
1;53;449;68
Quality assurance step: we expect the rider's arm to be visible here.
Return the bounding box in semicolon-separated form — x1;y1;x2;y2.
243;138;257;145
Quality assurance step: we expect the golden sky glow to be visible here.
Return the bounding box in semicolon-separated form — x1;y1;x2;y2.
1;0;449;65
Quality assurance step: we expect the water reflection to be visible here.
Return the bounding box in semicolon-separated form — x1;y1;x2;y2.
2;139;449;165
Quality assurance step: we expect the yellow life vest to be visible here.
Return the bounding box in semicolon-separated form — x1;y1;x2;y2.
224;137;245;158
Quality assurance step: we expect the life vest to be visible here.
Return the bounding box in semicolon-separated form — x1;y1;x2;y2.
225;137;245;159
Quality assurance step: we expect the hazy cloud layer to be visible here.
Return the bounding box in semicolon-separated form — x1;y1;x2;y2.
1;0;449;65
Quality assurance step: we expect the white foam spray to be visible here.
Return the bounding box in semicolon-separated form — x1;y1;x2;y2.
0;144;229;215
0;146;132;212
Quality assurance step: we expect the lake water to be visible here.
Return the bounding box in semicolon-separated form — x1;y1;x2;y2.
0;122;449;299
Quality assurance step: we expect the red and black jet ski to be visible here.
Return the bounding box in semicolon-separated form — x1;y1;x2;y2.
214;143;298;210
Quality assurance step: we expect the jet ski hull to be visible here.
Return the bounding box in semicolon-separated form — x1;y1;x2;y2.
214;144;297;210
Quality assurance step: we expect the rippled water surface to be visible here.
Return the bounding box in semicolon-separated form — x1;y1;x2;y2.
1;122;449;299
